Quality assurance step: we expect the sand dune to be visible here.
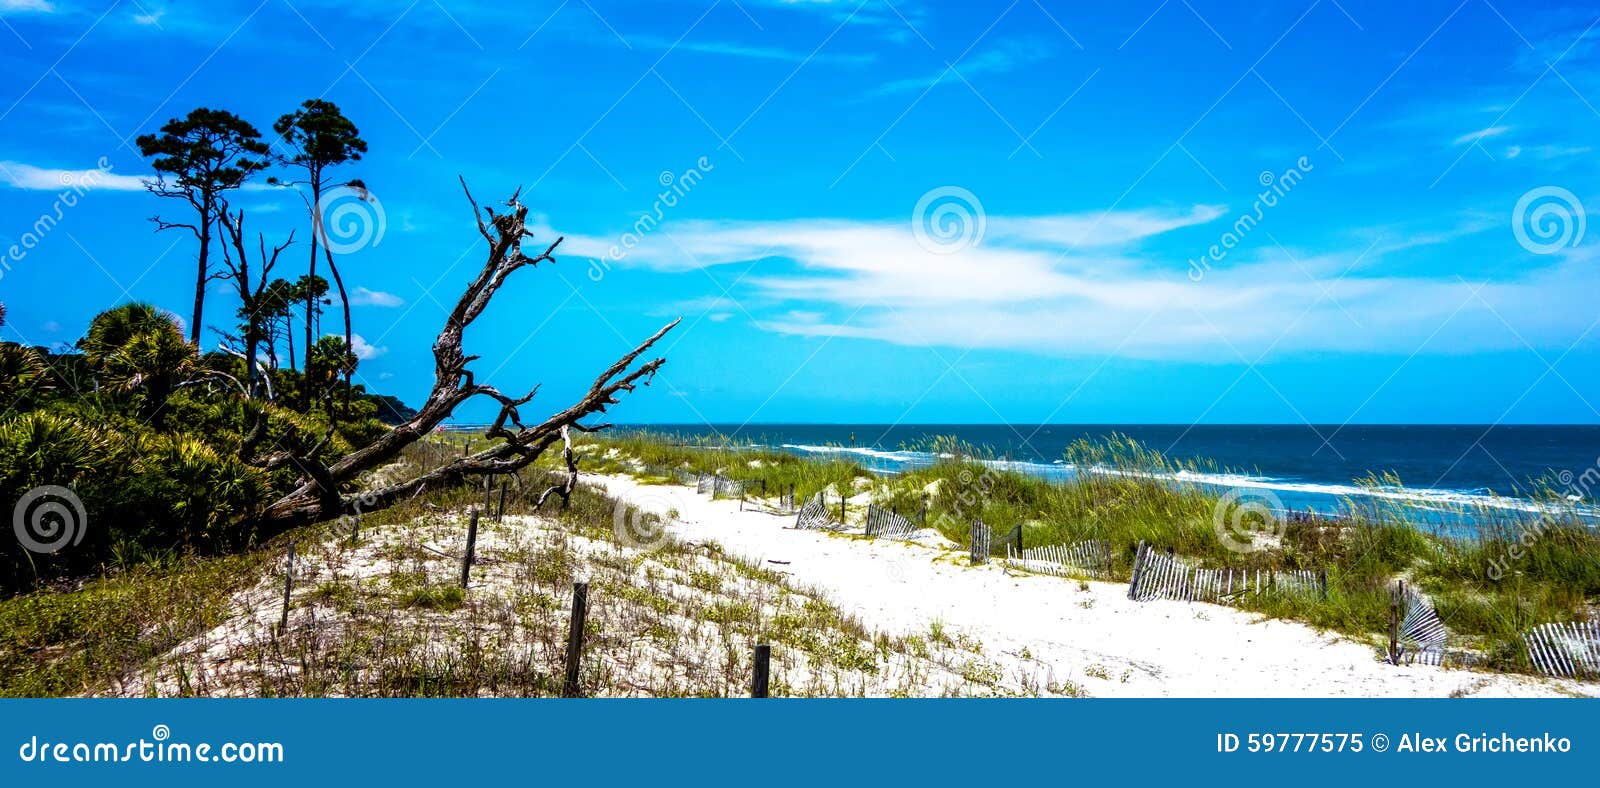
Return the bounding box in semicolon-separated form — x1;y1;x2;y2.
590;473;1596;698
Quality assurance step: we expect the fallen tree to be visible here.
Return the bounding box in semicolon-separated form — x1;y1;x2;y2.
252;180;676;531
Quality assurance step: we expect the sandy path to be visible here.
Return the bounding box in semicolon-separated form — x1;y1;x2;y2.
589;473;1594;698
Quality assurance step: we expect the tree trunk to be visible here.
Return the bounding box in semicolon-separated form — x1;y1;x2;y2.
303;180;321;411
323;244;353;416
243;310;260;398
192;194;212;350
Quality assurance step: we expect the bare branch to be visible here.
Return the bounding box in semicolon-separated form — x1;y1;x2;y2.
251;183;674;531
534;426;578;510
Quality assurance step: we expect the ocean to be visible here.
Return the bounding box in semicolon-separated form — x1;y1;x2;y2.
615;423;1600;528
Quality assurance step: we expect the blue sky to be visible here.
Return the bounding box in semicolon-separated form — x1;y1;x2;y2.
1;0;1599;427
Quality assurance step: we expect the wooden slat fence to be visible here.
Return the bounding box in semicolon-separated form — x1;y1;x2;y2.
695;473;745;497
1128;543;1329;604
739;483;798;516
1523;620;1600;679
1005;539;1113;578
794;492;835;530
969;520;990;565
863;504;920;540
1128;543;1195;601
1399;587;1450;662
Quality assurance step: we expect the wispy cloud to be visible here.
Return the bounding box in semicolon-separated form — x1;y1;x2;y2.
633;35;874;65
0;0;57;13
132;5;165;26
553;206;1599;361
0;161;147;191
873;38;1053;95
349;287;405;307
1452;125;1510;145
743;0;925;30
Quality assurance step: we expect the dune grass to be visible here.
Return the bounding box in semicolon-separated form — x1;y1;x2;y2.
0;436;1051;698
579;431;1600;675
577;429;874;504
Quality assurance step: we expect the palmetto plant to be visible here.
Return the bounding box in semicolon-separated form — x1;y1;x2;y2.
0;343;53;409
81;303;198;428
0;411;110;490
306;335;356;411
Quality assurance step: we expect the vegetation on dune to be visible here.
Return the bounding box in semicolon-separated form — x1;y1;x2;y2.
579;429;875;503
2;98;675;596
578;431;1600;675
0;441;1046;698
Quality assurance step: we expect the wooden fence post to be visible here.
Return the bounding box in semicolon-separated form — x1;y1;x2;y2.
751;644;771;698
278;540;295;633
483;475;493;512
1128;540;1147;600
1318;568;1328;601
496;482;508;522
1389;580;1403;665
349;512;361;546
460;509;480;589
839;494;846;524
563;582;589;697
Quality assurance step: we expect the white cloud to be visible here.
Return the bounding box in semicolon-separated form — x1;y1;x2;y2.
1452;126;1510;145
874;38;1053;95
0;0;56;13
0;161;147;191
555;205;1600;361
349;286;405;307
349;334;386;360
633;35;874;65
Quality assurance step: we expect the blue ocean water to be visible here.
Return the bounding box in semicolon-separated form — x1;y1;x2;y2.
618;424;1600;527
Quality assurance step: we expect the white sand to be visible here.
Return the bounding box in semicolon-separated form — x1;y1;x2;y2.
590;473;1597;698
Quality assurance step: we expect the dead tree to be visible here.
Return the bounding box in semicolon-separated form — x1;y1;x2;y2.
534;425;579;510
249;180;676;531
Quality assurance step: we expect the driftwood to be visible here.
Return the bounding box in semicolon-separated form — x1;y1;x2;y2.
534;425;579;510
249;180;676;532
